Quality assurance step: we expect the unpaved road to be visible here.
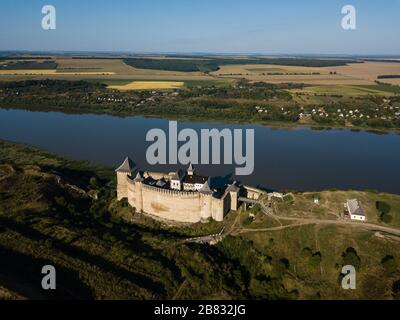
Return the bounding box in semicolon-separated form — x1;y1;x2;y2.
236;215;400;237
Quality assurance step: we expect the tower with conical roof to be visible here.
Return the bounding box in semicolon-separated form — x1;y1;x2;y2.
115;157;135;200
226;181;240;211
187;163;194;176
199;178;213;220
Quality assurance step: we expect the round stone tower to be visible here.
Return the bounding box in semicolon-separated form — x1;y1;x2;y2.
199;178;213;220
115;157;135;200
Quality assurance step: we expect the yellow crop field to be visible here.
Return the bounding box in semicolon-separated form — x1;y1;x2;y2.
0;70;58;75
327;62;400;85
108;81;185;91
210;64;371;85
211;62;400;85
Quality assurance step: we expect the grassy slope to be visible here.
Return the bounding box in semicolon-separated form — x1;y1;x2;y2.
275;191;400;227
242;223;400;299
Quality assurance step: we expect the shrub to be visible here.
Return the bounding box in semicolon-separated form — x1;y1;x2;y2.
279;258;290;270
342;247;361;270
376;201;391;214
381;255;397;273
310;252;322;268
380;212;393;224
301;247;313;259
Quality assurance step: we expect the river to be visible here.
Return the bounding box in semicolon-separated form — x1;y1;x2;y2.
0;108;399;194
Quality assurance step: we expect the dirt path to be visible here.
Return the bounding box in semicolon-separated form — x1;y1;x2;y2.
236;215;400;237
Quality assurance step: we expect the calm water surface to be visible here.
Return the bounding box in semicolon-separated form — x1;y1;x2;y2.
0;108;399;194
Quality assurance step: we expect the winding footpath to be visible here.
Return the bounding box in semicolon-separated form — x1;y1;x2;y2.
236;206;400;237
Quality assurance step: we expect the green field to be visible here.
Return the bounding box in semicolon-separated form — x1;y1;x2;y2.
291;84;400;97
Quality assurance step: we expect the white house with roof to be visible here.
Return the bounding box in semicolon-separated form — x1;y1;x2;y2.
346;199;366;221
170;163;208;192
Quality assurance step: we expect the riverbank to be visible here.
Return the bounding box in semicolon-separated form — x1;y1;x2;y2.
1;103;400;135
1;79;400;134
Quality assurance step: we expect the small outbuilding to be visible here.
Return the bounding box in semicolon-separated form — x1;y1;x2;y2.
346;199;366;221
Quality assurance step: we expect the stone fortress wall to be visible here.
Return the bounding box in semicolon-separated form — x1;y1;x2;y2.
115;158;260;224
117;170;232;223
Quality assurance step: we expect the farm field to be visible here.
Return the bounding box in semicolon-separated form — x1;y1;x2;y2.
108;81;185;91
211;63;372;85
289;84;399;97
1;57;400;90
212;61;400;86
54;58;215;81
0;57;216;82
327;62;400;85
0;70;115;76
86;78;231;89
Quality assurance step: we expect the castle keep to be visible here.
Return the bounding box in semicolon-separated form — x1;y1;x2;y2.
116;157;240;223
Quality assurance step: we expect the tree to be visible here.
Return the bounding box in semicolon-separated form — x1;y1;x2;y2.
381;255;397;274
376;201;391;214
342;247;361;270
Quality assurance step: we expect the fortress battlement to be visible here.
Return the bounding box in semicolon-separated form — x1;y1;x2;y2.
141;183;199;198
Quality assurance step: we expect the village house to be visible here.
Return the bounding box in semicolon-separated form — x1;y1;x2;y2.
345;199;366;221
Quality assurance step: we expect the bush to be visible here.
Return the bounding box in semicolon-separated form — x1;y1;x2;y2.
310;252;322;268
380;212;393;224
342;247;361;270
376;201;391;214
381;255;397;273
301;247;313;259
301;247;321;268
279;258;290;270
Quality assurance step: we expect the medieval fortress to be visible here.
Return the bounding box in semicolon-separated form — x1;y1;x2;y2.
116;157;262;223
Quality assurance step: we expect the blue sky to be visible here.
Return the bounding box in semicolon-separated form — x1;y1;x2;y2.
0;0;399;54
